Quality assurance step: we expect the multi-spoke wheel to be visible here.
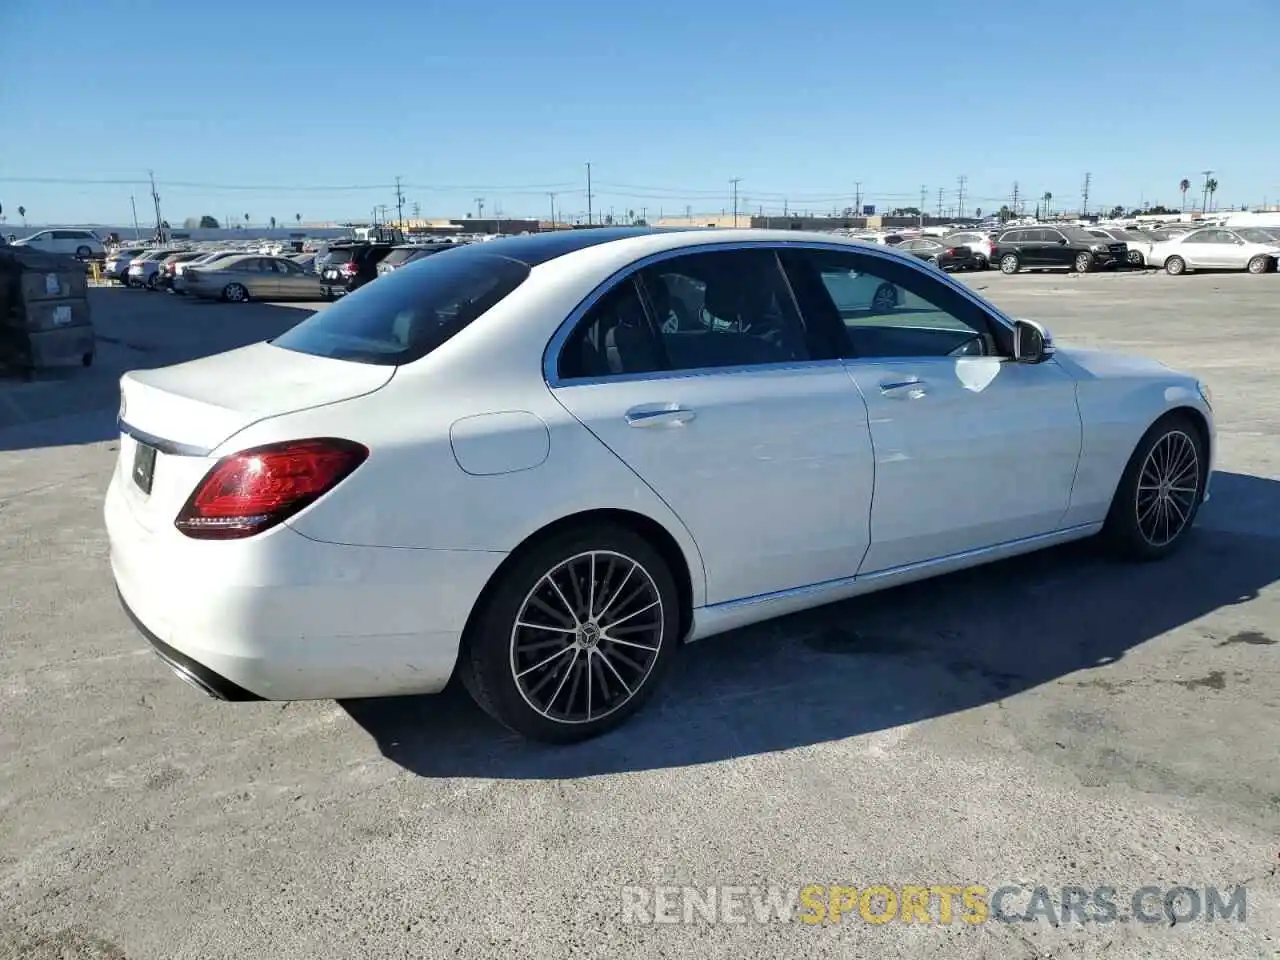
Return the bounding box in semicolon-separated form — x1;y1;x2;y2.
1102;414;1207;560
459;524;680;742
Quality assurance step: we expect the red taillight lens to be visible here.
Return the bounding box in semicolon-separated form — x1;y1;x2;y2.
175;438;368;540
340;261;357;275
945;248;956;256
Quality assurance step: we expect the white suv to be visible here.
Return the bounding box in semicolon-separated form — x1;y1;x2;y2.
12;228;106;259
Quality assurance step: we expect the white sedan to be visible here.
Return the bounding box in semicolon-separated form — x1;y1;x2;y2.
1148;227;1280;275
106;228;1215;742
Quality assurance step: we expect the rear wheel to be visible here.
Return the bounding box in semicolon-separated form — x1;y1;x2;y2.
1074;251;1093;273
1101;413;1206;561
1127;250;1145;267
75;245;91;260
871;282;897;311
1247;255;1270;275
459;523;680;743
999;253;1020;274
1165;256;1186;276
223;282;248;302
144;273;157;290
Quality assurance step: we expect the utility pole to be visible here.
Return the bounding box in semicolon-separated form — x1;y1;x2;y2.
685;204;692;223
937;187;945;219
148;170;163;242
1081;172;1091;217
585;162;593;225
130;195;141;240
395;176;405;228
1200;170;1213;215
547;192;557;230
957;175;968;219
475;197;485;221
1012;181;1021;218
854;181;862;213
919;186;927;227
412;201;421;219
730;178;741;227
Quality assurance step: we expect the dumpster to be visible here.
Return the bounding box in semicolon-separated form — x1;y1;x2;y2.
0;246;96;373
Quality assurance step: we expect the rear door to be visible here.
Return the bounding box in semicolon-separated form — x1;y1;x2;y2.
548;246;874;605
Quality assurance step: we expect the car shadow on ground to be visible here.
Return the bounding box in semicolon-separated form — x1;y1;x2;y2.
0;290;313;451
342;470;1280;779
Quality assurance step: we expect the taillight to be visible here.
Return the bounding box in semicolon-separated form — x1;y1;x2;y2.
175;438;368;540
945;248;956;256
340;261;357;276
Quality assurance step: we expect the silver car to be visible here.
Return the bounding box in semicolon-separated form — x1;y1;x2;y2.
183;254;327;302
1148;227;1280;275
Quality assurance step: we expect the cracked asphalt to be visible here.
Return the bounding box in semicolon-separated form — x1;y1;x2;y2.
1;273;1277;959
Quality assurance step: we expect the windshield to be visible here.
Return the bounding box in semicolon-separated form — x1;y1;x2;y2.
381;248;420;267
272;250;531;365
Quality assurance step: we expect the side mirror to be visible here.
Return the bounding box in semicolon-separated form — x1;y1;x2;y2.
1013;319;1053;364
1057;237;1068;245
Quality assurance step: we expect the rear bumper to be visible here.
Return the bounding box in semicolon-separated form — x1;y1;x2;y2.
105;465;505;700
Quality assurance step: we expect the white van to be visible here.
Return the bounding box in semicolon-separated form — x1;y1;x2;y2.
11;228;106;259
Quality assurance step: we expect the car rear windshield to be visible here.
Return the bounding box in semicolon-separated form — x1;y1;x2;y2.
323;248;356;265
381;248;420;267
271;251;531;365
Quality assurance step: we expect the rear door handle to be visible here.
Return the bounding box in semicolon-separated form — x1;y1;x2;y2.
625;405;696;428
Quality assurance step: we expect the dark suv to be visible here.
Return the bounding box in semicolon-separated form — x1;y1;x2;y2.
990;226;1127;274
319;242;393;296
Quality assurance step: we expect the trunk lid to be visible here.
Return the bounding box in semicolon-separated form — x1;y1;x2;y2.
119;340;394;453
116;341;394;533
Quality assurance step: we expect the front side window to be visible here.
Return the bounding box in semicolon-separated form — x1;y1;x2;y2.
782;249;1005;360
273;250;530;365
639;249;812;371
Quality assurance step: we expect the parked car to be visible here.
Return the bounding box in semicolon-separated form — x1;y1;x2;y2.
10;228;105;260
183;254;328;302
103;247;147;284
106;227;1215;742
1086;227;1156;267
1147;227;1280;276
990;226;1127;274
290;253;317;273
172;251;244;294
156;251;208;292
896;237;979;271
941;231;994;269
319;242;393;296
375;243;454;278
128;249;187;290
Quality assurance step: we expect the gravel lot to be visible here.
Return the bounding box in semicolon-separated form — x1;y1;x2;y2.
2;275;1277;959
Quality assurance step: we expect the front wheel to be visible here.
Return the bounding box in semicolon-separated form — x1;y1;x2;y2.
459;523;680;742
871;282;897;311
999;253;1020;274
1165;256;1186;276
1074;252;1093;273
1127;250;1145;267
223;282;248;302
75;245;92;260
1247;255;1271;275
1101;414;1206;561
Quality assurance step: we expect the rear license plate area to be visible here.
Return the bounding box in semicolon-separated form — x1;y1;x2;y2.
132;442;157;494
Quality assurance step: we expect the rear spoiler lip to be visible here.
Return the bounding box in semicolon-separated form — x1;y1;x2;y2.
117;419;212;458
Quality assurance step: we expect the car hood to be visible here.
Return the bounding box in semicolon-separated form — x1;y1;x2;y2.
1051;345;1186;381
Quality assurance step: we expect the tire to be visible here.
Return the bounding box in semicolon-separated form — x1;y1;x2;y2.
999;253;1020;274
871;282;897;311
1074;251;1093;273
223;282;248;302
75;245;91;260
1100;413;1207;561
458;522;680;743
1127;250;1145;267
928;255;940;267
145;273;157;290
1246;255;1270;275
82;350;94;367
1165;256;1186;276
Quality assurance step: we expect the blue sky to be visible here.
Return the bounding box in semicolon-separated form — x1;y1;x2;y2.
2;0;1277;226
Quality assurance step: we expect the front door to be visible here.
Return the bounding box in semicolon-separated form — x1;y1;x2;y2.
549;248;874;605
781;247;1083;574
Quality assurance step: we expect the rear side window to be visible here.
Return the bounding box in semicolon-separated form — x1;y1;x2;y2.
272;251;530;365
381;248;419;267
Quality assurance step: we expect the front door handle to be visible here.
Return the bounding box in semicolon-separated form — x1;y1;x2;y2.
625;405;696;428
879;378;928;399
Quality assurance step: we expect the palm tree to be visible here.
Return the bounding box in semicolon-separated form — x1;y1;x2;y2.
1206;178;1219;212
269;216;277;230
1179;179;1190;213
18;205;26;225
1042;191;1052;218
243;213;250;228
295;213;301;226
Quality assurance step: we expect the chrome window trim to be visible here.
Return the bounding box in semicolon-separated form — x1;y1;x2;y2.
542;239;1017;388
117;419;211;458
